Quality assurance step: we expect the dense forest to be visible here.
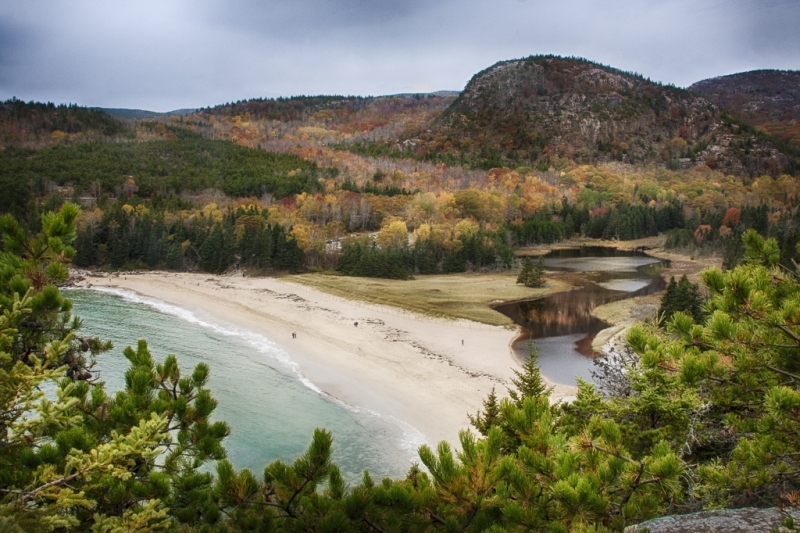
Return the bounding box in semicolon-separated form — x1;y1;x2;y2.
3;94;800;278
0;98;131;147
0;133;324;221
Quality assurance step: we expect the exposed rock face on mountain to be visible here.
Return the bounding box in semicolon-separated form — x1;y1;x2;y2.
412;56;797;176
689;69;800;147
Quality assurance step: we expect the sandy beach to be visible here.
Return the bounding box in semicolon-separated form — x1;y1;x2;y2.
77;271;577;447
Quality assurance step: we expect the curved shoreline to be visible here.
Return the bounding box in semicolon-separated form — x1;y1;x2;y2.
75;271;577;447
505;328;579;402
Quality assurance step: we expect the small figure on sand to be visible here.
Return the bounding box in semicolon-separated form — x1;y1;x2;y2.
292;332;296;339
354;321;358;327
461;339;464;346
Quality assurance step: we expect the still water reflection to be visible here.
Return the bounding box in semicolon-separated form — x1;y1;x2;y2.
494;248;667;386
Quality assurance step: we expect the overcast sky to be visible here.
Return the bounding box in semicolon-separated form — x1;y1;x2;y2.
1;0;798;111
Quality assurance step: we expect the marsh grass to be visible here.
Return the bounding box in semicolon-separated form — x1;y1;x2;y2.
285;272;572;326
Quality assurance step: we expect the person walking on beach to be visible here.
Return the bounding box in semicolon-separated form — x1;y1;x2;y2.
354;321;358;327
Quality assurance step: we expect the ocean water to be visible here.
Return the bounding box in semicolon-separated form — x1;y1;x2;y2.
67;288;422;482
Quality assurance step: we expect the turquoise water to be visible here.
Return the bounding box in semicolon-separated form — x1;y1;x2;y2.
67;288;420;482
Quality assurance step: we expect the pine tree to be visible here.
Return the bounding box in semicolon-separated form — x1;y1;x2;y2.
107;224;128;268
676;274;704;322
659;274;704;324
468;386;500;436
658;276;678;323
530;255;546;287
508;343;552;407
145;231;163;267
517;256;545;288
165;241;184;270
73;225;96;267
199;223;225;273
0;205;226;529
517;258;533;285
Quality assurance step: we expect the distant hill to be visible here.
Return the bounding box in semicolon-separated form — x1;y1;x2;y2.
689;70;800;147
0;98;130;147
384;56;799;176
199;93;458;122
200;95;367;122
98;107;198;120
388;91;461;98
188;93;456;147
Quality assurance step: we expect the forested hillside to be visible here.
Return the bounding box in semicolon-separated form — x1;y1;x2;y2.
382;56;799;175
689;69;800;147
194;92;455;147
3;57;800;279
98;107;197;120
1;134;322;196
0;98;131;148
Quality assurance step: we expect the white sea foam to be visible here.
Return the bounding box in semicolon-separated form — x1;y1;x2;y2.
77;286;426;455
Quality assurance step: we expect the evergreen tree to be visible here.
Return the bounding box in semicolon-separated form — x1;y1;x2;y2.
145;229;163;267
508;343;552;407
531;255;546;287
107;224;128;268
517;257;533;285
677;274;704;323
73;224;96;267
441;249;466;273
658;276;679;322
412;237;438;274
131;215;151;262
256;224;273;268
336;238;411;279
517;256;546;287
468;386;500;436
658;274;704;324
0;205;227;530
199;223;225;273
280;233;305;272
165;241;184;270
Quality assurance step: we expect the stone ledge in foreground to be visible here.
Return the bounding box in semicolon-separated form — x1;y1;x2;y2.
625;507;800;533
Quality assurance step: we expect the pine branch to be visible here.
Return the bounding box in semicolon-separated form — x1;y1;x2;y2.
429;512;446;525
766;365;800;383
283;477;314;518
775;324;800;344
0;470;84;502
588;442;637;465
363;516;389;533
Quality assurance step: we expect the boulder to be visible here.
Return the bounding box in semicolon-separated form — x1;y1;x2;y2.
625;507;800;533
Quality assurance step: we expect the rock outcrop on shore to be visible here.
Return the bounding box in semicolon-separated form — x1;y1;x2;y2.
625;507;800;533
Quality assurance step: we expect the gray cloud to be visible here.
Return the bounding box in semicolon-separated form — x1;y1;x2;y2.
0;0;797;111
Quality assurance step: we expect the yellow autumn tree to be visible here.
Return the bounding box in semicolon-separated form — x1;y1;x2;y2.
377;219;409;250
